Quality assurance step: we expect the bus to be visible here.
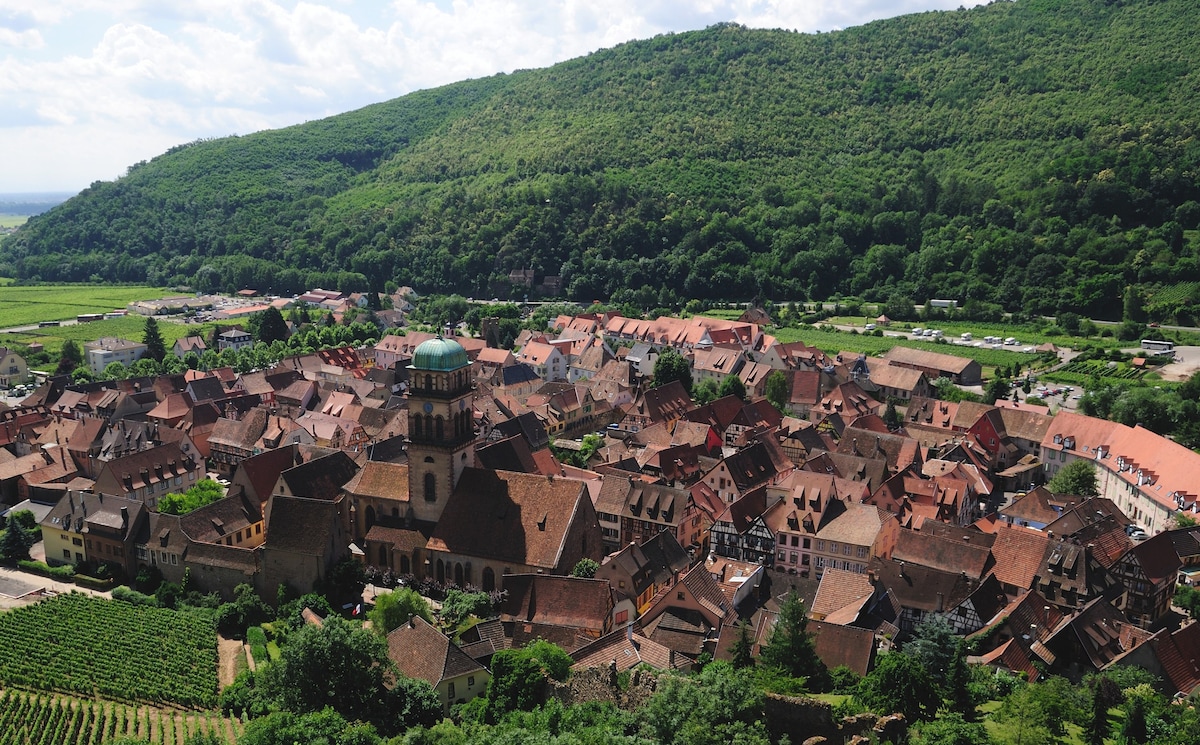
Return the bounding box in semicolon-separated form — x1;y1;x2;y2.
1141;339;1175;356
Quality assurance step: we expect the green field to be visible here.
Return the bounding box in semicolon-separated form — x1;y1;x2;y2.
0;216;27;229
1;315;240;358
0;283;172;328
770;325;1045;374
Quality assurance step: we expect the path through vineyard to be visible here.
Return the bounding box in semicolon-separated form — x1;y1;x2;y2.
217;634;244;689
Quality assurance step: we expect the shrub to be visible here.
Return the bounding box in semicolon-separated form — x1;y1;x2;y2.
18;559;75;580
112;586;159;606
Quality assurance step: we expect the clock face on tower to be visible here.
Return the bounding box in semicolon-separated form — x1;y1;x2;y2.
423;402;434;414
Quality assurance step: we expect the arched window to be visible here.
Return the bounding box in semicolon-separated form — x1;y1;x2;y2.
379;545;389;566
482;567;496;592
424;374;432;391
436;559;445;583
400;554;411;574
424;415;433;440
435;416;444;440
424;472;436;503
454;562;464;586
364;505;376;531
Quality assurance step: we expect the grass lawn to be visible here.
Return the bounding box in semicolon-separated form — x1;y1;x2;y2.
0;216;27;228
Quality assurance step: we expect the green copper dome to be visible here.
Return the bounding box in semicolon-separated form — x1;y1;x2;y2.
410;336;469;371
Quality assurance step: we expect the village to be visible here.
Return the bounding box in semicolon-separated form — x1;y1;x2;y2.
3;288;1200;713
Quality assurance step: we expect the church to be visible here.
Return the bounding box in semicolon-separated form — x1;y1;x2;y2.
353;335;603;591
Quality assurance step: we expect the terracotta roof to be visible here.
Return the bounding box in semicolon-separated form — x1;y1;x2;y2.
988;523;1052;591
498;574;612;632
1146;622;1200;696
811;567;876;621
277;450;360;501
571;626;689;672
883;346;976;375
426;468;589;569
342;461;410;502
386;615;485;688
809;619;876;676
264;495;341;555
891;528;994;579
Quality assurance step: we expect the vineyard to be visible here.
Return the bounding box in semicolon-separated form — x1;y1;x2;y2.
0;689;242;745
0;593;218;708
1046;359;1147;387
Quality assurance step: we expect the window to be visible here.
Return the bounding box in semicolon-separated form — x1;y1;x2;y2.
843;544;852;556
829;542;838;554
815;556;825;568
816;540;825;551
63;549;71;559
468;676;476;688
615;610;628;624
803;538;811;549
857;546;868;558
448;682;455;698
73;537;82;546
791;535;799;547
677;591;685;601
256;524;262;535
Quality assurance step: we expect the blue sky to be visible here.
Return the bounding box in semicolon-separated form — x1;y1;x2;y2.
0;1;984;193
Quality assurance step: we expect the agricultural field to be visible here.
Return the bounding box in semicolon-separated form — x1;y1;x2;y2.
2;315;240;359
0;689;241;745
0;216;27;229
0;593;219;708
0;283;172;329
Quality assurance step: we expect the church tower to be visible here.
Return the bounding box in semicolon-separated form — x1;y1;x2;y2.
407;336;475;524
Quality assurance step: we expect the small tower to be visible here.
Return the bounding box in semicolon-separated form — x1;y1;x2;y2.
407;336;475;523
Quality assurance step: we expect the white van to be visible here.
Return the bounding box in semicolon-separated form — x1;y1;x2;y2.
864;323;876;331
960;332;972;341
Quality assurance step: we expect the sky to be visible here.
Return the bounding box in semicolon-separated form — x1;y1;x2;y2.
0;0;985;194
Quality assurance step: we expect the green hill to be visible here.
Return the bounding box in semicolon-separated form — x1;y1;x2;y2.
5;0;1200;320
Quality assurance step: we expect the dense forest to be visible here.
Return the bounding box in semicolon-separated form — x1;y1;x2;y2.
5;0;1200;320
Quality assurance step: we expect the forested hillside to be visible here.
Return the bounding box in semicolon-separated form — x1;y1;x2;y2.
5;0;1200;320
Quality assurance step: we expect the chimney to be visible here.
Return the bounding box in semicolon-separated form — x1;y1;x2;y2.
120;506;129;529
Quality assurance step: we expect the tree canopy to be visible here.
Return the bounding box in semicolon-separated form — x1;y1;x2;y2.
1046;459;1101;498
8;1;1200;320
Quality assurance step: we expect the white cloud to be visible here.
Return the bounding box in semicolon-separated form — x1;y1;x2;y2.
0;0;983;192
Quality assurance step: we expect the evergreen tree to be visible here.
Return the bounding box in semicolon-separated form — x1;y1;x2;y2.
730;621;755;669
1;512;35;562
760;591;825;686
946;639;975;721
883;398;902;430
255;306;291;344
142;316;167;363
56;339;82;375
